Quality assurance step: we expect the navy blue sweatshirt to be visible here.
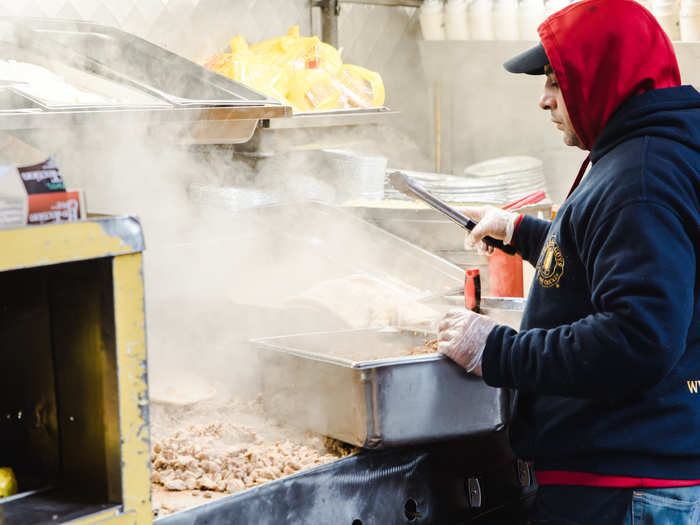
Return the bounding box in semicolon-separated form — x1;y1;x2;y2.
483;86;700;480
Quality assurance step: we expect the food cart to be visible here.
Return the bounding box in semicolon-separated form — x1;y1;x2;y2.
0;13;537;525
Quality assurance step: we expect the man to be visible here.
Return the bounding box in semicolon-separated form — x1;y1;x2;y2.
437;0;700;522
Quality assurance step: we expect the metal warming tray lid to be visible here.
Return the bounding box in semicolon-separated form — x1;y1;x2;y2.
254;327;514;449
0;17;290;141
230;201;467;305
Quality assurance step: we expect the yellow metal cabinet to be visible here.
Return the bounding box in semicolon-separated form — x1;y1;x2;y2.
0;216;151;525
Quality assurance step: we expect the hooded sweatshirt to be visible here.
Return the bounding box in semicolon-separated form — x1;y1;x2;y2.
482;0;700;484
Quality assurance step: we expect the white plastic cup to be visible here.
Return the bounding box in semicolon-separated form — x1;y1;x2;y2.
420;0;446;40
544;0;570;17
493;0;519;39
519;0;546;40
681;0;700;13
680;0;700;40
681;14;700;39
445;0;470;39
653;0;681;40
470;0;494;40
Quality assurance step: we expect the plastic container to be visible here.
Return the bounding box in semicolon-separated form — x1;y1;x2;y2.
489;251;524;297
518;0;546;40
445;0;470;39
681;14;700;40
493;0;520;40
420;0;446;40
322;150;387;203
653;0;681;40
680;0;700;40
470;0;495;40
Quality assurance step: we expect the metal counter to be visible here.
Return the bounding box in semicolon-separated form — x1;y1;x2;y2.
157;432;534;525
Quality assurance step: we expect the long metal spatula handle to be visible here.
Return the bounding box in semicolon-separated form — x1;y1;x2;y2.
388;171;517;255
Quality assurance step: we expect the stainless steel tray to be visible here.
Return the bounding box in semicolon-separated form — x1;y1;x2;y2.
5;17;278;107
0;42;171;110
254;327;513;449
0;17;290;137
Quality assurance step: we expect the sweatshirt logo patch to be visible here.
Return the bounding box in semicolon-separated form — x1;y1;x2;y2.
537;235;565;288
688;380;700;394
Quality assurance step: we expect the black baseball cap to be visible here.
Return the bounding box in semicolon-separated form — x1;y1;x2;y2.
503;42;549;75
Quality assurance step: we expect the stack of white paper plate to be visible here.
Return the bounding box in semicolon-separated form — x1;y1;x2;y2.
463;156;547;203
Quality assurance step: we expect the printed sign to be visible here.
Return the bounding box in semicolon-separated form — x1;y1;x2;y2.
27;191;84;225
18;155;66;194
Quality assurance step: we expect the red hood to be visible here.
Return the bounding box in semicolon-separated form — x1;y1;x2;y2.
538;0;681;150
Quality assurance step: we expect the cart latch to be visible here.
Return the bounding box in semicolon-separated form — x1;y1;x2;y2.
517;459;532;487
466;477;482;509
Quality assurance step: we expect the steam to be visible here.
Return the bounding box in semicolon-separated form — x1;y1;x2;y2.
6;18;438;406
15;116;440;404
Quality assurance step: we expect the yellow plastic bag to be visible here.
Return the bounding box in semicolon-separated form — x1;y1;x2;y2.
229;34;250;55
203;36;291;104
202;25;386;111
202;54;240;81
312;42;343;75
277;36;319;70
288;69;342;111
335;64;385;108
0;467;18;498
243;62;291;104
249;25;300;56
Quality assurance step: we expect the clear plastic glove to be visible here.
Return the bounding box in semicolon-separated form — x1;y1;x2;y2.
460;206;520;255
437;308;496;376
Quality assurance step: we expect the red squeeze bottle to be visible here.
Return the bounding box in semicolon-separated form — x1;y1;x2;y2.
464;268;481;313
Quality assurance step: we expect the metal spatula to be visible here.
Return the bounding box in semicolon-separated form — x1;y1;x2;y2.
388;171;517;255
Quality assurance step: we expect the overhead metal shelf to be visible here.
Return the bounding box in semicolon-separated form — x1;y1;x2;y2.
262;106;397;130
339;0;422;6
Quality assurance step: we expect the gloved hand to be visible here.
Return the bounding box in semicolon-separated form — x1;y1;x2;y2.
437;308;496;376
460;206;520;255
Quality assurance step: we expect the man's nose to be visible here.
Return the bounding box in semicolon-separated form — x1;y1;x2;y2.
539;91;555;111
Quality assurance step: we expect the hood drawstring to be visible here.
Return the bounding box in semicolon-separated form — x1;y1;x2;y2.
566;155;591;200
